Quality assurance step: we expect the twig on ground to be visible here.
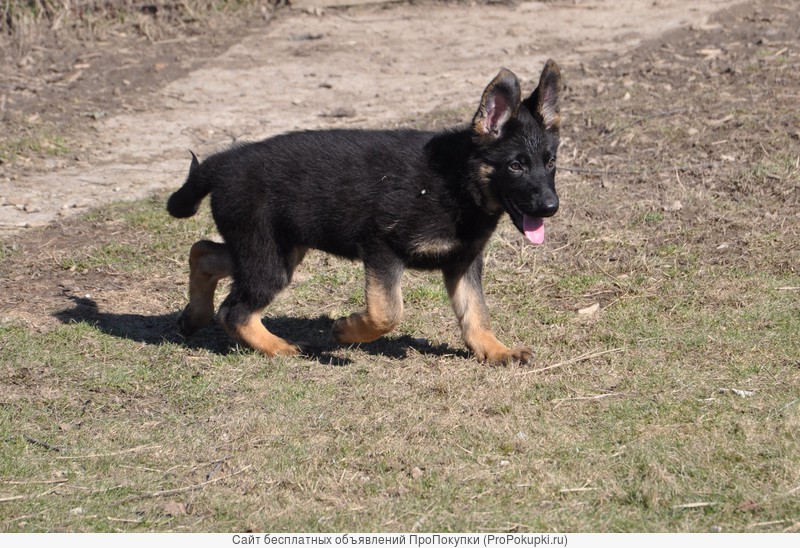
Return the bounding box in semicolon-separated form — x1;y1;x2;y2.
0;495;26;503
562;162;719;176
747;519;791;528
136;464;253;500
552;392;624;404
1;478;68;485
55;444;161;460
672;501;717;509
106;516;143;524
784;484;800;495
517;346;626;375
23;435;62;452
0;485;63;503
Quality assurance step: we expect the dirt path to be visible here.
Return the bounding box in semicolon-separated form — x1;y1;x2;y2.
1;0;739;235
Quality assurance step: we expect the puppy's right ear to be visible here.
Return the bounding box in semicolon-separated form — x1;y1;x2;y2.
472;68;521;141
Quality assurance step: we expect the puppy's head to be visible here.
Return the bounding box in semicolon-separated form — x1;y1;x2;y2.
472;60;562;245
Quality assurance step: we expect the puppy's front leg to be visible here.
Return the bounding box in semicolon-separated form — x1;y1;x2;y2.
332;255;404;344
444;256;533;365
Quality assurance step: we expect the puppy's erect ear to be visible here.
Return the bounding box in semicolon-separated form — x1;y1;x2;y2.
472;68;521;141
523;59;562;132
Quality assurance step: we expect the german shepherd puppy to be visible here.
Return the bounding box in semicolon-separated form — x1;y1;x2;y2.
167;60;561;364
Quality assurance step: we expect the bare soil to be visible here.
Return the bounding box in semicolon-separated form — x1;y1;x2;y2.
2;0;740;233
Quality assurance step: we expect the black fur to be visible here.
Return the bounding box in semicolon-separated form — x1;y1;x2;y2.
167;61;562;362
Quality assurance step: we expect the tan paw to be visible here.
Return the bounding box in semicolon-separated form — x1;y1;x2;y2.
479;345;534;365
331;314;389;344
271;341;304;357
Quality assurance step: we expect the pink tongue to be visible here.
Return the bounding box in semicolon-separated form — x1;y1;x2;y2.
523;215;545;245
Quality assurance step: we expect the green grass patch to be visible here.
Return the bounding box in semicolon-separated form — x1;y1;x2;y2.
0;123;71;163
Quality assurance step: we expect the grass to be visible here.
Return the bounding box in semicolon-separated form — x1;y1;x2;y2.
1;181;798;532
0;119;72;164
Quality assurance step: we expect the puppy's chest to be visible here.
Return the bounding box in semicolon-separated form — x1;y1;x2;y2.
402;222;489;268
409;234;464;258
380;207;464;262
397;204;467;259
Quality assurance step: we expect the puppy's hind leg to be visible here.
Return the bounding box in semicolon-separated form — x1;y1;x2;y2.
177;240;232;336
215;241;304;357
217;297;303;357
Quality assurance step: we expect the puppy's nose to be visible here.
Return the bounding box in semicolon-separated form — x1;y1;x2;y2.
540;197;559;216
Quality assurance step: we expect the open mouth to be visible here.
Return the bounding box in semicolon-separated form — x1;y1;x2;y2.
501;196;545;245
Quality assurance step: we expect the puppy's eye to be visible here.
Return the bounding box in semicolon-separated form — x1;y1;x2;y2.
546;158;556;171
509;161;523;172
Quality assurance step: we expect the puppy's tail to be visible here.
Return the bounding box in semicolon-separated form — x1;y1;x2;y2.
167;151;211;218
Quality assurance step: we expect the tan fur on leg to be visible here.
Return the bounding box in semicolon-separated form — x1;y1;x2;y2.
332;268;403;344
217;305;301;357
178;240;232;335
445;271;532;365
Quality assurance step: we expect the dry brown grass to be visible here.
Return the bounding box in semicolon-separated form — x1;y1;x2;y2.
1;0;269;55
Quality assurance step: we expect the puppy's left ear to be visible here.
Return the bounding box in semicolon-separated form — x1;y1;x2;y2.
524;59;562;132
473;68;521;141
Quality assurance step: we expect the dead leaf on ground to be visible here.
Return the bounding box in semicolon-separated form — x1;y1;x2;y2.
578;303;600;316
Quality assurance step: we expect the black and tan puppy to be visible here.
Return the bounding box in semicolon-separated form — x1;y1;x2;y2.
167;60;562;364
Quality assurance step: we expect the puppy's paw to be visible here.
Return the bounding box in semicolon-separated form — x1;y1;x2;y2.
287;340;311;357
508;345;534;365
479;345;534;365
272;341;304;357
331;313;388;344
177;307;211;336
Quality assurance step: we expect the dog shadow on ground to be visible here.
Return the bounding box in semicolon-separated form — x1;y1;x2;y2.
54;295;468;366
